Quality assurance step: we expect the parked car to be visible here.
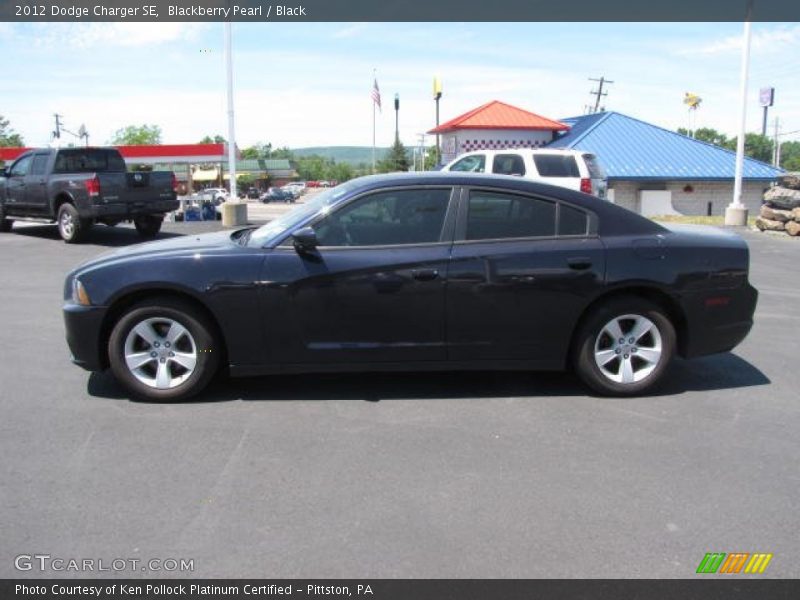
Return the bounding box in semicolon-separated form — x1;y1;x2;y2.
0;147;178;242
261;187;295;204
442;149;608;199
280;185;301;199
63;173;757;401
198;187;228;204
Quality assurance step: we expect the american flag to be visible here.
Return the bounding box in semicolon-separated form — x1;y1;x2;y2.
371;78;381;111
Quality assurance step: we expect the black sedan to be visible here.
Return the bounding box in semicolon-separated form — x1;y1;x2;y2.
63;173;758;401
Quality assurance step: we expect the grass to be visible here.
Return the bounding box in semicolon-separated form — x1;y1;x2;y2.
650;214;757;227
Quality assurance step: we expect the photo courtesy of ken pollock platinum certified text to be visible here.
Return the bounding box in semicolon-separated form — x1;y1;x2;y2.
15;584;375;596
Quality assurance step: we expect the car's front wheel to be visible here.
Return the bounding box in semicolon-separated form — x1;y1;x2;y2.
108;299;219;401
573;296;675;396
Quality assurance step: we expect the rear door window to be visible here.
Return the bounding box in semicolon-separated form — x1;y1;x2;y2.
449;154;486;173
492;154;526;176
558;204;589;236
532;154;580;177
30;154;49;176
465;191;556;240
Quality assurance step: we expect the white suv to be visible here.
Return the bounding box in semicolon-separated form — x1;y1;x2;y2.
442;149;608;199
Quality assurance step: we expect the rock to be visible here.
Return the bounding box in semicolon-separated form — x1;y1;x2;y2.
760;205;793;222
764;186;800;210
786;221;800;236
793;207;800;222
755;217;785;232
779;174;800;191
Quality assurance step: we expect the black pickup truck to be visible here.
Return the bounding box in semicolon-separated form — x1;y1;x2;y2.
0;147;178;242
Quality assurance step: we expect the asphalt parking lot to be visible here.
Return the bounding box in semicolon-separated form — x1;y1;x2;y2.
0;220;798;578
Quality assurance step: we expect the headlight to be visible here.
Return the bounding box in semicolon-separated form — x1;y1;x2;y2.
72;279;92;306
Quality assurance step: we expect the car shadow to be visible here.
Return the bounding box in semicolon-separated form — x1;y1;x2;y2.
86;352;769;404
9;223;183;247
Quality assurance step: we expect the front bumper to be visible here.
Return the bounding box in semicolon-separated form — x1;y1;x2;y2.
63;302;109;371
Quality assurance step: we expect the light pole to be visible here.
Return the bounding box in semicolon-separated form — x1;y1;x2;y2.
725;0;753;227
394;93;400;144
433;77;442;163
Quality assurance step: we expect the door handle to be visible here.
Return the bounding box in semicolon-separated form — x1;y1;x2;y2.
412;269;439;282
567;257;592;270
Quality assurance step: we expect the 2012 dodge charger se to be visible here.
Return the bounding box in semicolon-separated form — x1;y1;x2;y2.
63;173;758;401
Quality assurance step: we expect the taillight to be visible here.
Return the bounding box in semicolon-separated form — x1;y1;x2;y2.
171;172;178;193
580;178;592;194
84;175;100;197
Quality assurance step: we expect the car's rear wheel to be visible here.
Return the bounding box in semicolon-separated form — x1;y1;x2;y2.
108;299;219;401
0;205;13;232
573;296;675;396
134;215;163;239
57;203;88;243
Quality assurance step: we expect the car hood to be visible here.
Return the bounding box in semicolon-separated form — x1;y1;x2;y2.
74;229;245;273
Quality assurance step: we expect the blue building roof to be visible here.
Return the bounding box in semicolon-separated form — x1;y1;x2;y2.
548;111;784;181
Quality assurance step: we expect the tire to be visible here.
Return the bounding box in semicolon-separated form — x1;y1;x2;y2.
573;296;676;396
134;215;163;239
0;205;13;232
57;203;88;243
108;298;220;401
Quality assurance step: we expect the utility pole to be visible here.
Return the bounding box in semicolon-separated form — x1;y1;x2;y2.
52;113;62;140
433;77;442;161
588;77;613;113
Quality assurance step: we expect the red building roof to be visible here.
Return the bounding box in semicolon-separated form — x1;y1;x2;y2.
0;147;30;161
115;143;226;159
0;144;228;164
428;100;569;134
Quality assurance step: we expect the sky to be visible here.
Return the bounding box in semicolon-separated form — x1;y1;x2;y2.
1;21;799;150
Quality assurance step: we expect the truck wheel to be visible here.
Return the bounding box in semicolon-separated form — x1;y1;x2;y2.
57;203;88;243
134;215;163;239
573;296;675;396
108;298;219;401
0;205;13;232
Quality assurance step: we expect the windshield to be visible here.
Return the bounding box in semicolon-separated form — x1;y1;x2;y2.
248;180;359;246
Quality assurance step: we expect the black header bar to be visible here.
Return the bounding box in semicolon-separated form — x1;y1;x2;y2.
1;0;798;22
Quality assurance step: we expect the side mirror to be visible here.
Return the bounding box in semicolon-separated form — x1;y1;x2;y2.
291;226;318;251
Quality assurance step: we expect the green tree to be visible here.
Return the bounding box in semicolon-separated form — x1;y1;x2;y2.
678;127;730;147
377;139;410;173
424;145;441;170
109;124;162;145
241;142;273;159
199;134;226;144
780;140;800;172
0;115;24;147
726;133;774;164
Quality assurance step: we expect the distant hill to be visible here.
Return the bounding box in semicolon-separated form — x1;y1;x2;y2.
293;146;390;165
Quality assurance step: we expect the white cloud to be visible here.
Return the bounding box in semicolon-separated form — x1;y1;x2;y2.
332;23;368;39
682;24;800;56
26;22;211;49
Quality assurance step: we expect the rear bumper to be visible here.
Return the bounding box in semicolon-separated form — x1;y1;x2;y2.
63;302;108;371
680;283;758;359
82;199;179;219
